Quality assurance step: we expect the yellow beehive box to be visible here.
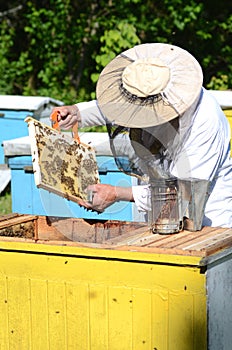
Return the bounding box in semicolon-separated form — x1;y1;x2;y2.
0;214;232;350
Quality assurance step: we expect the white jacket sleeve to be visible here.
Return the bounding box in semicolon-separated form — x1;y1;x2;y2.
132;185;151;212
76;100;108;128
170;89;231;181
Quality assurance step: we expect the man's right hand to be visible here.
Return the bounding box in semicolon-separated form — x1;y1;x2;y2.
50;104;81;130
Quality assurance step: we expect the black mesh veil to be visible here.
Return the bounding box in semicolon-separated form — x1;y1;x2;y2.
106;122;176;183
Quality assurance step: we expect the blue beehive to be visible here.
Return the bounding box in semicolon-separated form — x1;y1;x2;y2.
0;95;63;164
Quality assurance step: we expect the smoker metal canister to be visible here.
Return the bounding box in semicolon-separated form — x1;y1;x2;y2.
150;178;182;234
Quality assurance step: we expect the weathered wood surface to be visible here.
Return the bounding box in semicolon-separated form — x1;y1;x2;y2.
0;213;37;239
0;213;231;257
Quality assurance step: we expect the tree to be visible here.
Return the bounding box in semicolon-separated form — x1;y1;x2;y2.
0;0;232;104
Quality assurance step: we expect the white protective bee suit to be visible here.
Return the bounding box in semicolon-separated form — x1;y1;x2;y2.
76;87;232;228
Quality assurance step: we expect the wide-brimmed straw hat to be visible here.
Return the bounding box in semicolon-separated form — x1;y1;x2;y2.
96;43;203;127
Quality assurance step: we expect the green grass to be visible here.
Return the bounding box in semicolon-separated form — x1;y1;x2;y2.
0;184;12;215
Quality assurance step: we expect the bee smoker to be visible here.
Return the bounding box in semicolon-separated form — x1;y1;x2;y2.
150;177;210;234
150;177;181;234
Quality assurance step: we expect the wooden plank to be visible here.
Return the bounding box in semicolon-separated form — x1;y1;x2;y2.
105;226;150;245
0;214;231;258
116;227;211;249
115;244;206;257
0;276;9;348
0;213;36;227
0;213;20;222
180;229;232;251
46;281;67;349
0;214;37;239
65;282;90;349
89;284;108;349
30;279;49;350
183;231;232;255
7;277;32;349
36;216;71;241
168;294;194;350
108;286;133;350
152;290;169;350
148;227;223;249
44;216;147;244
193;294;207;350
132;288;152;350
131;231;185;248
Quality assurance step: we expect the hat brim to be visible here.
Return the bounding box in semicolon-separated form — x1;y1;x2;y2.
96;43;203;127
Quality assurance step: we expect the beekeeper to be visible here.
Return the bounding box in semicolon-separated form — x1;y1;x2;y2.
51;43;232;228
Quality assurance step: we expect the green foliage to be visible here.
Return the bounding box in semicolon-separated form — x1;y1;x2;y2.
164;0;203;31
0;0;232;105
0;19;16;94
0;184;12;215
91;20;140;91
207;75;229;91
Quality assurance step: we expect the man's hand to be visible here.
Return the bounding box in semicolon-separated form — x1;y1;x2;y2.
50;105;81;130
78;184;134;212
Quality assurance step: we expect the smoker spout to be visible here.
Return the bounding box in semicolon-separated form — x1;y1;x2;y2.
178;178;210;231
